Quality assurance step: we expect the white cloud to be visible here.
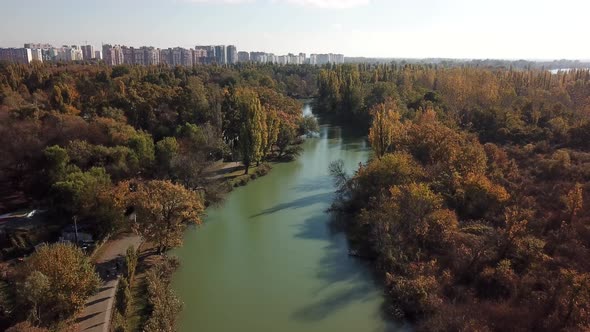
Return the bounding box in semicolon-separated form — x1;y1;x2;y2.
182;0;370;9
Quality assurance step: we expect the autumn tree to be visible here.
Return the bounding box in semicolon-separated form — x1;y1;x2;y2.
368;99;404;158
144;257;182;332
564;183;583;223
131;180;204;253
19;243;100;324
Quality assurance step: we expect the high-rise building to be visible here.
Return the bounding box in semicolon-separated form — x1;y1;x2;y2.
159;48;172;65
143;47;159;65
171;48;183;66
250;52;266;63
24;43;52;50
122;47;134;65
193;48;207;64
227;45;238;64
278;55;288;65
195;46;215;64
133;48;146;66
181;48;193;67
30;48;43;62
102;44;123;65
0;48;33;64
81;45;95;60
94;50;102;60
214;45;226;64
237;51;250;62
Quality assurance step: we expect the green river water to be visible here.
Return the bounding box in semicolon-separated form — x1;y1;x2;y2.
172;103;406;332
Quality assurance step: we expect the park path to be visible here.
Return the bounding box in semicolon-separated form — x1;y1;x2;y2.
74;234;141;332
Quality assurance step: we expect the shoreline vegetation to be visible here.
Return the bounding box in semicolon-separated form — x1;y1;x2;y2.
321;65;590;331
0;62;317;330
2;60;590;331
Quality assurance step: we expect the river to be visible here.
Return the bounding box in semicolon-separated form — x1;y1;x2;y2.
172;102;405;332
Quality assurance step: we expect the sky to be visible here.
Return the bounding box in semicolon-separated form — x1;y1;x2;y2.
0;0;589;60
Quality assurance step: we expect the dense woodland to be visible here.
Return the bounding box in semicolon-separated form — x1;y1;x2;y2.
324;64;590;331
2;59;590;331
0;61;316;329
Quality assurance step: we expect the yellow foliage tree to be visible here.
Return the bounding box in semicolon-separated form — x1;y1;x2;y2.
368;99;404;158
131;180;204;253
20;243;100;324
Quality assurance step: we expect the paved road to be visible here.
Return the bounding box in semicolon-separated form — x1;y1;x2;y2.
75;234;141;332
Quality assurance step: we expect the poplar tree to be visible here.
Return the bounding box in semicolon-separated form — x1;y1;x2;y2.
368;99;403;158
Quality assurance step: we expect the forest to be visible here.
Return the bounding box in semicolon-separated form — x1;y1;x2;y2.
2;59;590;331
324;64;590;331
0;61;317;329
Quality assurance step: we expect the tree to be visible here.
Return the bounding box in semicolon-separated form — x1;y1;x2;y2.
131;180;204;253
116;277;131;316
300;114;319;136
128;131;155;171
43;145;69;185
276;122;296;158
19;243;100;324
144;259;183;332
564;183;583;223
51;167;112;218
125;246;138;281
20;271;49;325
368;100;403;158
155;137;179;178
262;108;280;159
235;89;266;174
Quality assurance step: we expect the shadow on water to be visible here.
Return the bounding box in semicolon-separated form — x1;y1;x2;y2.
292;176;333;193
249;192;333;218
291;209;409;331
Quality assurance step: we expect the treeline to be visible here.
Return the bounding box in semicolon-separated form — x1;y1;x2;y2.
0;62;316;227
330;65;590;331
0;61;316;329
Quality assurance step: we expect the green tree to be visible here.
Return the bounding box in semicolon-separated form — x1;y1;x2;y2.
116;277;131;316
43;145;69;184
20;271;50;325
128;131;155;170
51;167;112;217
155;137;179;178
125;246;138;281
235;89;266;174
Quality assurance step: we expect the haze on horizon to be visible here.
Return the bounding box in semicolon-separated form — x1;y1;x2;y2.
1;0;588;60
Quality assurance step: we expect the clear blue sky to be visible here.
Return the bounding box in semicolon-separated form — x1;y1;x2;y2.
1;0;588;59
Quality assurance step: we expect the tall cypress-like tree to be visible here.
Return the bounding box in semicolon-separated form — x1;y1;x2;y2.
235;88;266;174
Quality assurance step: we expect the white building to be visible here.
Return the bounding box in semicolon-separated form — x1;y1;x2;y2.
30;48;43;62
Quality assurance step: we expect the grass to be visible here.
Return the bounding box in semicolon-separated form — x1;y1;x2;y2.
227;163;272;188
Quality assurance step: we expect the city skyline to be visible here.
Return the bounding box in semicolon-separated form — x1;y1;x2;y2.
0;42;345;65
1;0;590;60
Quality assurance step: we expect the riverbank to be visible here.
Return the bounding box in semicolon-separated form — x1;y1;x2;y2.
171;102;400;332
